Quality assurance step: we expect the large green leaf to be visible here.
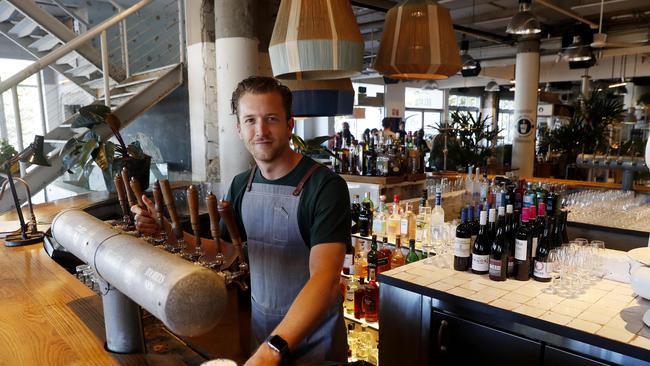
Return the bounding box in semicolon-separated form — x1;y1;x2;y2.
70;104;111;129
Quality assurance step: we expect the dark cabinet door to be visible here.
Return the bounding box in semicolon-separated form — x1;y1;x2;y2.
543;346;609;366
430;310;541;366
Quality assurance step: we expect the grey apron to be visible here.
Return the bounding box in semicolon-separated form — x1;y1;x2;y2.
241;164;347;365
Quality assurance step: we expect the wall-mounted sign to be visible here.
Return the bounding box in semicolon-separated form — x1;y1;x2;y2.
516;115;534;137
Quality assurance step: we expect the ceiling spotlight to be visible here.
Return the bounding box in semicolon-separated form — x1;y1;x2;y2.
506;0;542;35
563;35;592;62
460;40;479;71
422;80;439;90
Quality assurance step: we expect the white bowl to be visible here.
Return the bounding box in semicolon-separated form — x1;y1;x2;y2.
630;266;650;300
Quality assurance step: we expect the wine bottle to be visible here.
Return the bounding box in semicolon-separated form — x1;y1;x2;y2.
359;199;372;237
471;210;490;274
343;241;354;276
367;235;378;281
488;207;497;243
489;208;507;281
505;204;515;277
364;270;379;323
377;237;392;273
514;207;532;281
533;216;552;282
454;208;471;271
351;195;360;234
406;239;420;264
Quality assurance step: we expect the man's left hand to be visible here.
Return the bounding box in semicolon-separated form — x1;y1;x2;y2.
244;343;281;366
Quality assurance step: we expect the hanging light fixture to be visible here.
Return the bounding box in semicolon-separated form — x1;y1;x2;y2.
506;0;542;35
269;0;364;80
422;80;439;90
283;78;354;117
485;81;500;92
373;0;461;80
563;35;592;62
460;40;479;71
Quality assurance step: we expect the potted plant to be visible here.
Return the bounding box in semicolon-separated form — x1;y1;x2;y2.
61;104;151;192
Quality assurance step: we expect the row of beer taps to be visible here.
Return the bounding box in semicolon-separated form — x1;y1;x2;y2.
112;167;249;290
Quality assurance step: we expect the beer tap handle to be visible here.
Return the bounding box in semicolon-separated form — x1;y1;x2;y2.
129;177;145;208
152;181;164;225
187;185;201;243
206;192;220;242
160;179;181;239
113;175;131;224
218;199;245;266
121;167;137;209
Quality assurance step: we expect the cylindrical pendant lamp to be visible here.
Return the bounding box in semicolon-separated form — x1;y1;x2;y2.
269;0;364;80
373;0;461;80
284;78;354;117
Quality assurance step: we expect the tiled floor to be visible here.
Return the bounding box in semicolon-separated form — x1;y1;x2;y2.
383;258;650;348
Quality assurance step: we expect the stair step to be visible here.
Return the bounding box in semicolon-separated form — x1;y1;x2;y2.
109;91;136;100
0;1;17;23
97;77;156;97
56;51;81;68
67;63;98;78
84;77;118;90
28;33;61;52
8;17;38;38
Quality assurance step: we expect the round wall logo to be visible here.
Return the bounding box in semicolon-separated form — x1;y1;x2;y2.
516;117;534;137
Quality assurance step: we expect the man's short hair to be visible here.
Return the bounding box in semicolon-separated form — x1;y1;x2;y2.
230;76;293;121
382;117;391;129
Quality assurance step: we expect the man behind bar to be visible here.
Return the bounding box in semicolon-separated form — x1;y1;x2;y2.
133;76;350;365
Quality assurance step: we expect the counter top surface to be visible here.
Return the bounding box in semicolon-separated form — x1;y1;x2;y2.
379;257;650;354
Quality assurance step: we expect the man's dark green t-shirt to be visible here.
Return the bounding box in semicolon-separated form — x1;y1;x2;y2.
221;156;352;249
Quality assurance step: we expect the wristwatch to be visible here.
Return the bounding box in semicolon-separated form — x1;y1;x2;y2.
265;334;289;358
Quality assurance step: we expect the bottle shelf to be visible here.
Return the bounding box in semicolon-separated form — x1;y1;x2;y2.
344;310;380;331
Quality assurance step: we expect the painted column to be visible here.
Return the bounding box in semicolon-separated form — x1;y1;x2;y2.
511;37;540;178
482;91;499;146
384;83;405;119
580;74;591;99
185;0;216;182
215;0;258;194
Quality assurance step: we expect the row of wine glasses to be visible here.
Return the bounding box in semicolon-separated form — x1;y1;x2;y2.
543;239;606;298
564;190;650;232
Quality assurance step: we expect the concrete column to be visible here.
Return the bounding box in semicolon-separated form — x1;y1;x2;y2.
511;37;540;178
482;91;498;146
384;83;405;118
215;0;258;194
185;0;217;182
0;76;7;140
580;74;591;99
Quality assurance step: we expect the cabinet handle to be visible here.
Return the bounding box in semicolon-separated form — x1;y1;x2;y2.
437;319;448;352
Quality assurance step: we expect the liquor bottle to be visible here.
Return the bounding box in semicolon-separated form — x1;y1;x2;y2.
479;173;489;205
533;216;552;282
367;235;378;281
363;270;379;323
372;195;387;238
471;210;490;274
495;183;506;209
487;208;497;242
391;237;406;268
354;277;366;319
345;277;359;313
364;137;377;176
514;179;525;211
431;187;445;226
386;195;401;243
362;192;374;212
514;207;532;281
343;241;354;276
400;202;416;242
472;167;481;204
419;189;428;212
489;207;507;281
388;142;402;176
505;184;515;208
351;195;361;235
533;202;546;263
505;204;515;276
378;237;392;273
353;240;367;280
340;138;350;174
349;140;359;175
359;199;372;237
406;239;420;264
523;182;537;209
356;140;366;176
454;208;472;271
376;139;389;177
415;206;429;244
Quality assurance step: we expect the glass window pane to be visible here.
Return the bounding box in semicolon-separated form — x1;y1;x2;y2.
404;110;422;133
423;111;440;136
405;87;444;109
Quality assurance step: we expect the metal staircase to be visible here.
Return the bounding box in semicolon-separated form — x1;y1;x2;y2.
0;0;185;213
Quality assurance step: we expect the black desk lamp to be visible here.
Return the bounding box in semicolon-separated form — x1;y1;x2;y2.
1;135;50;247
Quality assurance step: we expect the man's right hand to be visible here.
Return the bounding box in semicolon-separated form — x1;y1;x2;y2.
131;195;160;236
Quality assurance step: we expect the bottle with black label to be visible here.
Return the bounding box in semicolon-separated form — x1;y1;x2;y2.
471;210;490;274
351;195;360;234
377;237;391;273
514;207;532;281
489;206;507;281
454;208;471;271
533;216;552;282
359;199;372;237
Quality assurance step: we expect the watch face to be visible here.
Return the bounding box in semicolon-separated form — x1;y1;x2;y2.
267;334;289;355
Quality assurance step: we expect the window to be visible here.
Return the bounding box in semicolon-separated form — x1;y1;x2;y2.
405;87;443;109
498;99;515;144
404;87;444;136
448;93;480;121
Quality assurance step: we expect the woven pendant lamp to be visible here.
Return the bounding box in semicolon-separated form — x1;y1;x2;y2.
269;0;364;80
283;78;354;117
373;0;461;80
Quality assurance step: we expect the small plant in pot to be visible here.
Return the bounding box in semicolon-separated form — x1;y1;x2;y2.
61;104;151;192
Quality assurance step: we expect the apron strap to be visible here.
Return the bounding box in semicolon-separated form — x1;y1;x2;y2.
292;163;321;196
246;165;257;192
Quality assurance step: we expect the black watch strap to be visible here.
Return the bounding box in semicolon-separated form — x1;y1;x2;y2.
265;334;289;358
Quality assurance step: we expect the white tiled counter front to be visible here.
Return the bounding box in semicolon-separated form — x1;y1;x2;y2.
378;259;650;366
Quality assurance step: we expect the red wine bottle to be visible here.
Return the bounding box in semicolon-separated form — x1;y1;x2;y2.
514;207;532;281
454;208;471;271
471;210;490;275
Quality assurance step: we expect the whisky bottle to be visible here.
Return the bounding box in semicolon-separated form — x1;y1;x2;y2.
363;270;379;323
400;202;416;242
372;195;387;238
386;195;401;243
391;236;406;268
377;237;392;273
367;235;378;281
